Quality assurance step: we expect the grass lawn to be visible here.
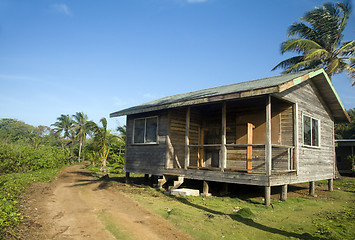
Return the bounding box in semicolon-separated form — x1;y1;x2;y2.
104;172;355;240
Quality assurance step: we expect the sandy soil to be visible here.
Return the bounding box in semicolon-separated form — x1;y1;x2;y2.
20;165;192;240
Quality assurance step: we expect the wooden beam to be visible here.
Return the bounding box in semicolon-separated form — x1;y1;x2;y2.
185;107;190;170
265;96;272;176
221;102;227;171
293;103;299;172
198;128;205;167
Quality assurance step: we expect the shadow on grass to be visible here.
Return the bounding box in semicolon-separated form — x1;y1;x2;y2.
172;196;327;240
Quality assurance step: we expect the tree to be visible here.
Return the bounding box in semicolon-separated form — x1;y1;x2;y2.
87;118;116;175
273;1;355;85
335;108;355;139
72;112;89;162
52;114;74;160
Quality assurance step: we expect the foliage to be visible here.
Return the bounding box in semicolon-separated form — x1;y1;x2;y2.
335;108;355;139
0;168;62;239
72;112;90;162
273;1;354;85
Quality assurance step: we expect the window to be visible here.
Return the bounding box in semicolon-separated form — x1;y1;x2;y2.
303;115;319;147
133;117;158;144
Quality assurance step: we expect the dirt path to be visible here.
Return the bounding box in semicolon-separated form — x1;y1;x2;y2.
22;165;192;240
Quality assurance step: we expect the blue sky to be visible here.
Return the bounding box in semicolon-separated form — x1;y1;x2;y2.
0;0;354;130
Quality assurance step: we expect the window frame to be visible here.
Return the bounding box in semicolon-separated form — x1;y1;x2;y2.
132;116;159;145
302;114;320;148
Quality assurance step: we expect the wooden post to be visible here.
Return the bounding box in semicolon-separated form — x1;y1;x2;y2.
203;181;209;194
309;181;315;196
265;96;272;176
293;103;299;172
125;172;130;184
247;123;255;172
144;174;150;182
328;179;334;192
281;184;288;201
265;186;271;206
185;107;190;170
198;128;205;167
221;102;227;171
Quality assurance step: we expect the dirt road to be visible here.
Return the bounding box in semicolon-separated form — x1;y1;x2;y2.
22;165;192;240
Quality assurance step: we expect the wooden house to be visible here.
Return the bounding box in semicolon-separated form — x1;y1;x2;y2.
110;69;350;205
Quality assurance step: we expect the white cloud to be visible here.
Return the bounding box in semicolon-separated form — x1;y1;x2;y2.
52;4;71;16
186;0;208;3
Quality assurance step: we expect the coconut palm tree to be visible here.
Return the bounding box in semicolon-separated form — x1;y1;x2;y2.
273;1;354;85
52;114;74;162
87;118;115;175
72;112;89;162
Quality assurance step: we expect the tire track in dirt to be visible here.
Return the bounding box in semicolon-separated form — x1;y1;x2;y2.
24;165;193;240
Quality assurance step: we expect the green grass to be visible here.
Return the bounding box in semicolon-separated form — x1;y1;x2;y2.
107;174;355;240
0;167;63;239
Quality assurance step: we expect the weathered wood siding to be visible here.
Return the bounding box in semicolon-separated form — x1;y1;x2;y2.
274;81;335;184
125;111;168;175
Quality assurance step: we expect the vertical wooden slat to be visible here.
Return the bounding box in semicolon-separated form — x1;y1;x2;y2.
265;96;272;176
221;103;227;171
293;103;299;172
198;128;204;167
247;123;254;172
185;107;190;170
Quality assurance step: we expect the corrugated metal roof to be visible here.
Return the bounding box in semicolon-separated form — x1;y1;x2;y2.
110;69;349;122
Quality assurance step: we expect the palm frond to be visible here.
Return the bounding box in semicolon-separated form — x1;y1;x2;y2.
304;48;330;60
281;38;323;54
272;56;304;71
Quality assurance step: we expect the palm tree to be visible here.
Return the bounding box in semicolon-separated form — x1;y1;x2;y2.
52;114;73;140
116;125;126;160
273;1;354;85
72;112;89;162
87;118;115;175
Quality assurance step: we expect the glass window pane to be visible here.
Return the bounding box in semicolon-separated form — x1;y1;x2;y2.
134;119;145;143
312;118;319;146
304;116;311;146
145;117;157;143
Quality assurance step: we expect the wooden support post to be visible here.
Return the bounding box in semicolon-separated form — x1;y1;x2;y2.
293;103;299;172
247;123;255;172
203;181;209;194
265;96;272;176
309;181;315;196
221;102;227;171
198;128;205;167
281;184;288;201
328;179;334;192
265;186;271;206
185;107;190;170
144;174;150;182
125;172;130;184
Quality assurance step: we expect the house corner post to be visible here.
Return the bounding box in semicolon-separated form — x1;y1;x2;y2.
265;186;271;206
265;95;272;176
184;107;190;170
125;172;130;184
221;102;227;171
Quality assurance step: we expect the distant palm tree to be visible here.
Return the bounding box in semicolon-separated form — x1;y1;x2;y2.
273;1;354;85
72;112;89;162
52;114;74;162
87;118;116;175
52;114;73;140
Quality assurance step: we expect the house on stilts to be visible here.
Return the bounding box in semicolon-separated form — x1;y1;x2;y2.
110;69;350;205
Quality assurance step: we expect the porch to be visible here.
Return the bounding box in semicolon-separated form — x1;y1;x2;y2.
166;95;299;180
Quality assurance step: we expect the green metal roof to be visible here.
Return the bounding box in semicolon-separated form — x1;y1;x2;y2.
110;69;349;122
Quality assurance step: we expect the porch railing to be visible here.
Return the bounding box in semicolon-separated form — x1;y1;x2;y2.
186;144;295;174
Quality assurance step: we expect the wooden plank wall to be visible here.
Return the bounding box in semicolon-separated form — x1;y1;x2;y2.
125;111;168;175
275;81;335;183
